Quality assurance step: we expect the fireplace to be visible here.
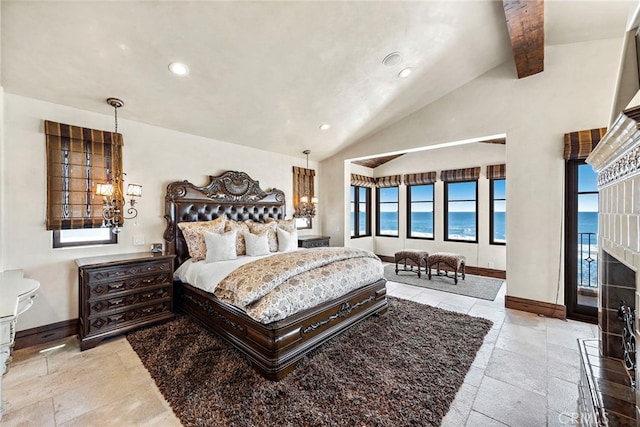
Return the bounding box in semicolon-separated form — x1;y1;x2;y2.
586;105;640;422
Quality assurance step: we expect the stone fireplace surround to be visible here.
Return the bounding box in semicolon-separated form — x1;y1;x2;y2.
587;105;640;422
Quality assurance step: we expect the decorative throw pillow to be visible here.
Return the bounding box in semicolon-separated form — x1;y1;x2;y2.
243;231;270;256
224;218;250;256
266;217;296;233
247;221;278;252
177;216;227;261
277;227;298;252
204;230;237;262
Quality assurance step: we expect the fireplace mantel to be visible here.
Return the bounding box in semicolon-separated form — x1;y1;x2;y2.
588;106;640;185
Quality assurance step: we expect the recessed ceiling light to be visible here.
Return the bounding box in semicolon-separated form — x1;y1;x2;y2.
398;67;412;78
168;62;189;76
382;52;403;67
319;123;331;131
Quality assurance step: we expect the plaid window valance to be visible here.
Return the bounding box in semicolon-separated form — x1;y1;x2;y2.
293;166;315;211
404;172;437;186
350;174;376;188
440;167;481;182
45;120;123;230
376;175;402;188
563;127;607;160
486;164;506;180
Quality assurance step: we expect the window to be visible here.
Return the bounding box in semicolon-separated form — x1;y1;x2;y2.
53;229;117;248
45;120;122;248
407;184;434;239
377;186;399;237
350;186;371;237
490;178;506;244
444;181;477;242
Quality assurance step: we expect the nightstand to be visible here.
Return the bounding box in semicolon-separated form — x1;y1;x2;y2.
297;235;330;248
77;253;175;351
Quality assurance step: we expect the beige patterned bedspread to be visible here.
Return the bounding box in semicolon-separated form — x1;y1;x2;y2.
214;247;384;323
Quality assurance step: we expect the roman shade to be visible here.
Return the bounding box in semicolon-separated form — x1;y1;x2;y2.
486;164;506;180
404;171;437;186
440;167;481;182
45;120;123;230
350;174;376;188
292;166;315;212
375;175;402;188
563;128;607;160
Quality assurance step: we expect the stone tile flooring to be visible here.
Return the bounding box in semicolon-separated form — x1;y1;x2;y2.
2;278;597;426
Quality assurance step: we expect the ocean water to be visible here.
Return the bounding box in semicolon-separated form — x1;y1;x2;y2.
578;211;598;287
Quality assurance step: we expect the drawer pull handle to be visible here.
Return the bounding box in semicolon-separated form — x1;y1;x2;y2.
109;283;124;290
109;299;124;307
141;278;154;284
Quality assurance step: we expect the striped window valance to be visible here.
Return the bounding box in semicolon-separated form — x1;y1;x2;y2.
45;120;123;230
486;164;506;180
440;167;481;182
293;166;315;212
404;171;437;186
563;127;607;160
350;174;376;188
376;175;402;188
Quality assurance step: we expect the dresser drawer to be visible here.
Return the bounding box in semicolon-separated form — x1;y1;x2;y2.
87;300;172;334
87;272;172;299
88;285;172;314
84;259;173;283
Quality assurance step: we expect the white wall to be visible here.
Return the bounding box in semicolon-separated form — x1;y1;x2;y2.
2;94;320;331
364;142;506;269
321;38;621;305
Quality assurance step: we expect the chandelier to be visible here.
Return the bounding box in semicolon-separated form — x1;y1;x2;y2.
294;149;317;218
95;98;142;234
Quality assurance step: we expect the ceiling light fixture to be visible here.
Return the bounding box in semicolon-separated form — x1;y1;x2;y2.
168;62;189;76
319;123;330;131
398;67;412;78
382;52;403;67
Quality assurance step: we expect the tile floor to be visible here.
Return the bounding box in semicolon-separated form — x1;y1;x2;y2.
1;277;597;426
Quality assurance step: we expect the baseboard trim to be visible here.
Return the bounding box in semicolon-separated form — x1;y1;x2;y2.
505;295;566;320
377;254;506;279
14;319;77;350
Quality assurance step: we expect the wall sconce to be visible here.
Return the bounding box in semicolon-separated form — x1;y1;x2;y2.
95;97;142;234
294;149;317;218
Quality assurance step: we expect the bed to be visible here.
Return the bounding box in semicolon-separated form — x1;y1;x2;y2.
164;170;388;380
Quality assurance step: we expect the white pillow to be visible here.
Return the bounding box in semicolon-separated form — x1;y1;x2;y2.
244;231;270;256
204;230;238;262
277;227;298;252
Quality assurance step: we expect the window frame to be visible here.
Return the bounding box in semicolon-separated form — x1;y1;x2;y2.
376;186;399;237
406;184;434;240
53;228;118;248
444;180;478;243
350;185;371;238
489;178;506;245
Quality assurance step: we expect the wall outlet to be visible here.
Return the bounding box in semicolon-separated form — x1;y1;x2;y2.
133;235;145;246
488;261;495;268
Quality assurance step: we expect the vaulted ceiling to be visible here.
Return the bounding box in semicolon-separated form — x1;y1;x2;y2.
1;1;633;162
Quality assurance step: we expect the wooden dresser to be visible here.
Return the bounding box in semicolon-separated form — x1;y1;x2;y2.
77;253;175;351
297;235;330;248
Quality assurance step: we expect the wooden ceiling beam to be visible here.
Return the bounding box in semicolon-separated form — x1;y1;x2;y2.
502;0;544;79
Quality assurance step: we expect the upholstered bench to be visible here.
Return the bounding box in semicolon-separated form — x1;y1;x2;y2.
394;250;429;278
427;252;466;284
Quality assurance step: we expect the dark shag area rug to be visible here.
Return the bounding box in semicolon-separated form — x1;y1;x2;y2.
127;297;493;427
384;264;504;301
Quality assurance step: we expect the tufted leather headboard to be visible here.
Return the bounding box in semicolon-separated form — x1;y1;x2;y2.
163;171;286;268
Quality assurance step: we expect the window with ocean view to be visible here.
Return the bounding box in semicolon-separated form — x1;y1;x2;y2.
577;164;598;290
377;186;399;237
490;178;506;244
445;181;477;242
407;184;434;239
350;185;371;238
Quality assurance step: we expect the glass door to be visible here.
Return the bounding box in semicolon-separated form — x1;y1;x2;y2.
565;160;599;322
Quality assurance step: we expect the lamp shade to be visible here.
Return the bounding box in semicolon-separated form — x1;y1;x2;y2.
126;184;143;197
95;183;114;197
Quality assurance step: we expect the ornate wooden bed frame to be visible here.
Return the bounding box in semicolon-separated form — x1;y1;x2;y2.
163;171;388;380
